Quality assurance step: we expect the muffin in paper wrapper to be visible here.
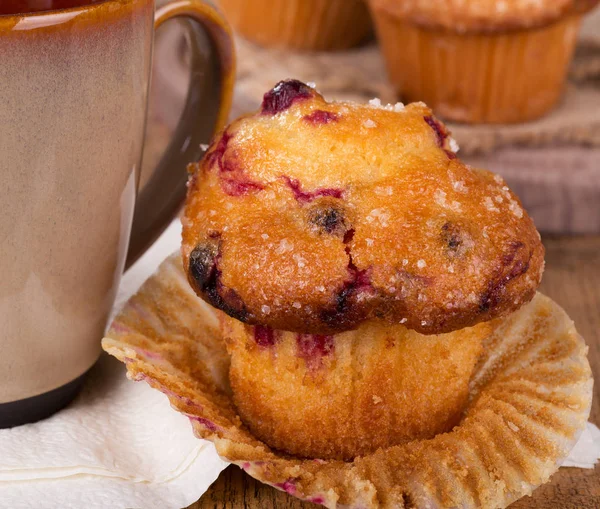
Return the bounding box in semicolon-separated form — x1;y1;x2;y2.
218;0;372;52
102;253;593;508
369;8;583;124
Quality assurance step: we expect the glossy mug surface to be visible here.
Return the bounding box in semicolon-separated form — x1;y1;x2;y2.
0;0;234;427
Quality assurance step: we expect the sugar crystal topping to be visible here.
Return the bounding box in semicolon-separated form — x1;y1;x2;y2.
448;137;460;153
276;239;294;254
368;98;406;112
484;197;499;212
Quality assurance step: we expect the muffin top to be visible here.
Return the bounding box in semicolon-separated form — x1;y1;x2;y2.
370;0;598;33
182;79;544;335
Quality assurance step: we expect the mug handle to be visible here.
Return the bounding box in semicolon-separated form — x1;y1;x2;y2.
125;0;235;267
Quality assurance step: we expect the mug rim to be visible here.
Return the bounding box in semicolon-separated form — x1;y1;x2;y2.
0;0;132;19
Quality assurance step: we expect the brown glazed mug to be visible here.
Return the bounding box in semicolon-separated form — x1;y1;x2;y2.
0;0;234;428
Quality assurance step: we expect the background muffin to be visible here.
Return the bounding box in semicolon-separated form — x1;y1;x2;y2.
368;0;600;123
182;80;544;335
218;0;372;51
222;314;490;460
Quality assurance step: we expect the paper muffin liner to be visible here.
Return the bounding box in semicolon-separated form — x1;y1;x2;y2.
370;9;583;123
103;254;593;508
219;0;372;51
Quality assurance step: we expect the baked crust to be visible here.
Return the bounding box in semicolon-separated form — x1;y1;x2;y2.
182;80;544;335
369;0;598;33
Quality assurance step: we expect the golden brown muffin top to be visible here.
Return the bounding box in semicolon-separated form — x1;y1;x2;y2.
369;0;598;33
182;80;544;335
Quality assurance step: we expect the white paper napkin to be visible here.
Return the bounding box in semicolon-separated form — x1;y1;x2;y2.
0;219;598;509
562;421;600;469
0;220;228;509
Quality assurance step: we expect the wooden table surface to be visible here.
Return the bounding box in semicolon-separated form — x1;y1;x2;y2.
188;235;600;509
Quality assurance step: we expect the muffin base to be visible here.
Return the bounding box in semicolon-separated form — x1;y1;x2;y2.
371;11;582;123
222;318;488;460
219;0;372;51
103;254;593;509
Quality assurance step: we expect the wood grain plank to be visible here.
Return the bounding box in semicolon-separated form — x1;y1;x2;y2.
190;235;600;509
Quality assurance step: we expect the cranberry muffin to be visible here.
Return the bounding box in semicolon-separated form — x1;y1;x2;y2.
219;0;372;51
181;80;544;460
369;0;600;123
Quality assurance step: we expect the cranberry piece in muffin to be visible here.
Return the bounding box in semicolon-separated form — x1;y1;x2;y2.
261;79;315;115
303;110;339;124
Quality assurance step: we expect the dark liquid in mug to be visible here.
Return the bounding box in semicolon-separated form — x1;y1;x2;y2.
0;0;107;15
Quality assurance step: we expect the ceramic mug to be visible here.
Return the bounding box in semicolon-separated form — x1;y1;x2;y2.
0;0;234;428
